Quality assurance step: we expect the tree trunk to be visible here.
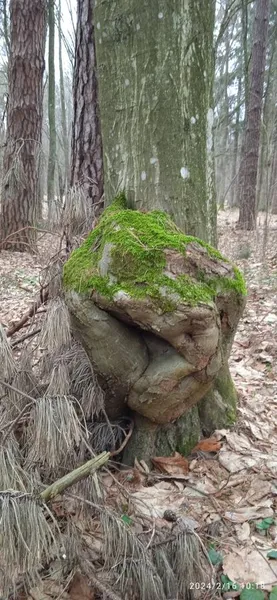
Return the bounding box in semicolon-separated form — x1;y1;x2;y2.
58;0;69;195
47;0;57;223
229;74;242;208
94;0;216;244
70;0;104;215
237;0;270;230
0;0;47;251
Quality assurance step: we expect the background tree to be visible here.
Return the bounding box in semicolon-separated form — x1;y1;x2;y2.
69;0;103;223
0;0;47;250
237;0;271;229
47;0;56;222
94;0;216;244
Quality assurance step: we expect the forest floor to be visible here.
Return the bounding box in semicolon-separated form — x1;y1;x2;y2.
1;209;277;598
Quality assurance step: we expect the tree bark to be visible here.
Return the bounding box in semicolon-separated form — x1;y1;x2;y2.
70;0;104;214
47;0;57;223
237;0;270;230
0;0;47;251
94;0;216;244
58;0;69;196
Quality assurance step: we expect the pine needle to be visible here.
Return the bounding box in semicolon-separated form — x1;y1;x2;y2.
25;394;85;475
100;510;166;600
46;362;70;396
0;432;29;491
53;341;105;418
0;324;16;380
0;491;59;595
40;298;71;352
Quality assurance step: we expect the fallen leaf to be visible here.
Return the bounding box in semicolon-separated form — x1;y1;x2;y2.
68;573;95;600
192;438;221;453
152;452;189;475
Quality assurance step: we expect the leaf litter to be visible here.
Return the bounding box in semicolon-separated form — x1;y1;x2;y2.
2;213;277;596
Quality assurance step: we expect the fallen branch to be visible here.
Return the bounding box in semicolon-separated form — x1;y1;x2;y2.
83;563;123;600
40;451;110;502
11;327;41;347
7;287;49;337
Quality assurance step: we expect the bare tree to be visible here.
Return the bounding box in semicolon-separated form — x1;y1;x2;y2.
47;0;57;222
237;0;270;230
0;0;47;251
70;0;103;215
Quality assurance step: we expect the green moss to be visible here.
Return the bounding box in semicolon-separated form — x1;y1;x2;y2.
63;194;246;311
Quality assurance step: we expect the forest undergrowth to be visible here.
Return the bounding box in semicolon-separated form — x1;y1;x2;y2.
1;209;277;598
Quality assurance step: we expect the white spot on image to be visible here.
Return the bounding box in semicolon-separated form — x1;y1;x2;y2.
98;38;102;44
190;116;196;124
196;114;199;120
158;12;164;19
150;157;158;164
125;79;130;87
96;22;101;29
116;144;120;151
206;108;214;152
136;23;140;30
180;167;190;180
141;171;147;181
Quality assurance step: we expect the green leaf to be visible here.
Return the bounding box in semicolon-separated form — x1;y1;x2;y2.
221;574;240;592
267;550;277;559
256;517;275;530
270;586;277;599
240;587;265;600
121;514;132;526
208;546;223;565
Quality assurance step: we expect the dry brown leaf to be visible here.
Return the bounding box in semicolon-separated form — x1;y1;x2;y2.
68;573;95;600
152;452;189;475
192;438;221;453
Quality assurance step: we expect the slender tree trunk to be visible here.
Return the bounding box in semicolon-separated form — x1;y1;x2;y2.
219;28;230;208
0;0;47;251
2;0;10;55
58;0;69;193
229;74;242;207
256;27;277;211
237;0;270;230
47;0;57;222
70;0;104;213
94;0;216;244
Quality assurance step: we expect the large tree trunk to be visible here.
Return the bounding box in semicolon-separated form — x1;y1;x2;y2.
0;0;47;251
70;0;104;214
94;0;216;244
237;0;270;230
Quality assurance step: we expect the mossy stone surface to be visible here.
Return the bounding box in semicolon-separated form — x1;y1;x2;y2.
63;194;246;312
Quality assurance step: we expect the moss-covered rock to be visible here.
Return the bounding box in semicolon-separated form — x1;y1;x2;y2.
63;193;246;306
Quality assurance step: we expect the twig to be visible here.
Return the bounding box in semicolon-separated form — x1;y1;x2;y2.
0;379;37;405
82;563;123;600
110;419;134;457
1;401;33;443
40;452;110;501
6;288;49;337
11;327;41;347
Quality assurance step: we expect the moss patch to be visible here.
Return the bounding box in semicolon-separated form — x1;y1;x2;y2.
63;193;246;310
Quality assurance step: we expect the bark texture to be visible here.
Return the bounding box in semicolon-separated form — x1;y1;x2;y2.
94;0;216;243
47;0;57;222
0;0;47;251
238;0;270;230
70;0;103;211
